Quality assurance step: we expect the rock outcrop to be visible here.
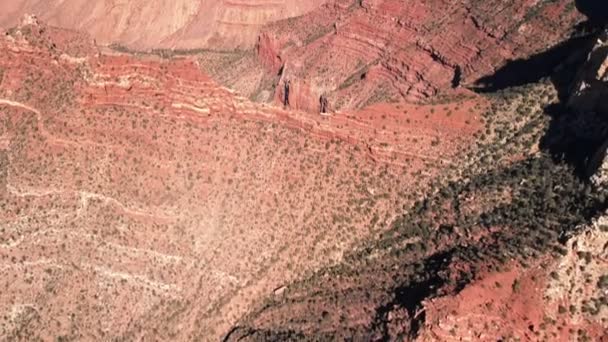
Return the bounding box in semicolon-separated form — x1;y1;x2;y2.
247;0;583;112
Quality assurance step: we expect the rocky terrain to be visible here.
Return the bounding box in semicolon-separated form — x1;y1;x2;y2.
2;0;587;113
0;0;326;50
0;1;607;342
226;15;608;342
198;0;584;113
0;16;485;341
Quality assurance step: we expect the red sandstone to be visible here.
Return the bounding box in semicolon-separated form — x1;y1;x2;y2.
0;18;484;340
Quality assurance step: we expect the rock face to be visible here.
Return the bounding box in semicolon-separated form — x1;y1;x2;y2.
16;0;583;113
0;0;326;50
0;18;484;341
247;0;582;112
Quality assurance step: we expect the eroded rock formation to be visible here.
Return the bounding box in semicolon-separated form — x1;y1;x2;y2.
1;2;606;342
0;0;326;50
246;0;583;112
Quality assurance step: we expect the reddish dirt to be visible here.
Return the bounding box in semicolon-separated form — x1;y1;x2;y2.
0;0;326;50
0;18;485;341
419;227;608;342
245;0;583;112
226;215;608;342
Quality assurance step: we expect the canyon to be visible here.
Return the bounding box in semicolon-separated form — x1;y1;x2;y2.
0;0;607;341
205;0;584;112
226;25;608;340
0;0;326;50
0;16;483;341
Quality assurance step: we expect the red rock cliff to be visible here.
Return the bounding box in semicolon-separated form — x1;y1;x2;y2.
253;0;582;112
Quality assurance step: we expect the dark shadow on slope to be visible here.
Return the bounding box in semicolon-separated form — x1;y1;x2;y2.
538;31;608;178
575;0;608;28
224;151;608;341
471;0;608;99
471;0;607;95
223;327;308;342
359;155;606;339
370;251;453;340
539;103;608;179
472;10;606;177
471;34;594;98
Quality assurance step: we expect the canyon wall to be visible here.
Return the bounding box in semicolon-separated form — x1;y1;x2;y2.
249;0;583;112
0;0;326;50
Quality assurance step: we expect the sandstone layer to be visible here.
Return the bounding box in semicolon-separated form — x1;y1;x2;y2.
222;0;583;112
0;0;326;50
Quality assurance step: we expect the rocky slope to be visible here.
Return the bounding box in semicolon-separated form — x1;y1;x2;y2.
1;4;607;342
0;17;485;341
0;0;326;50
204;0;583;113
224;23;608;341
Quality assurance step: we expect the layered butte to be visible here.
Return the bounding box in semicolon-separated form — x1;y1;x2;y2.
221;0;583;112
0;18;484;340
0;0;326;50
